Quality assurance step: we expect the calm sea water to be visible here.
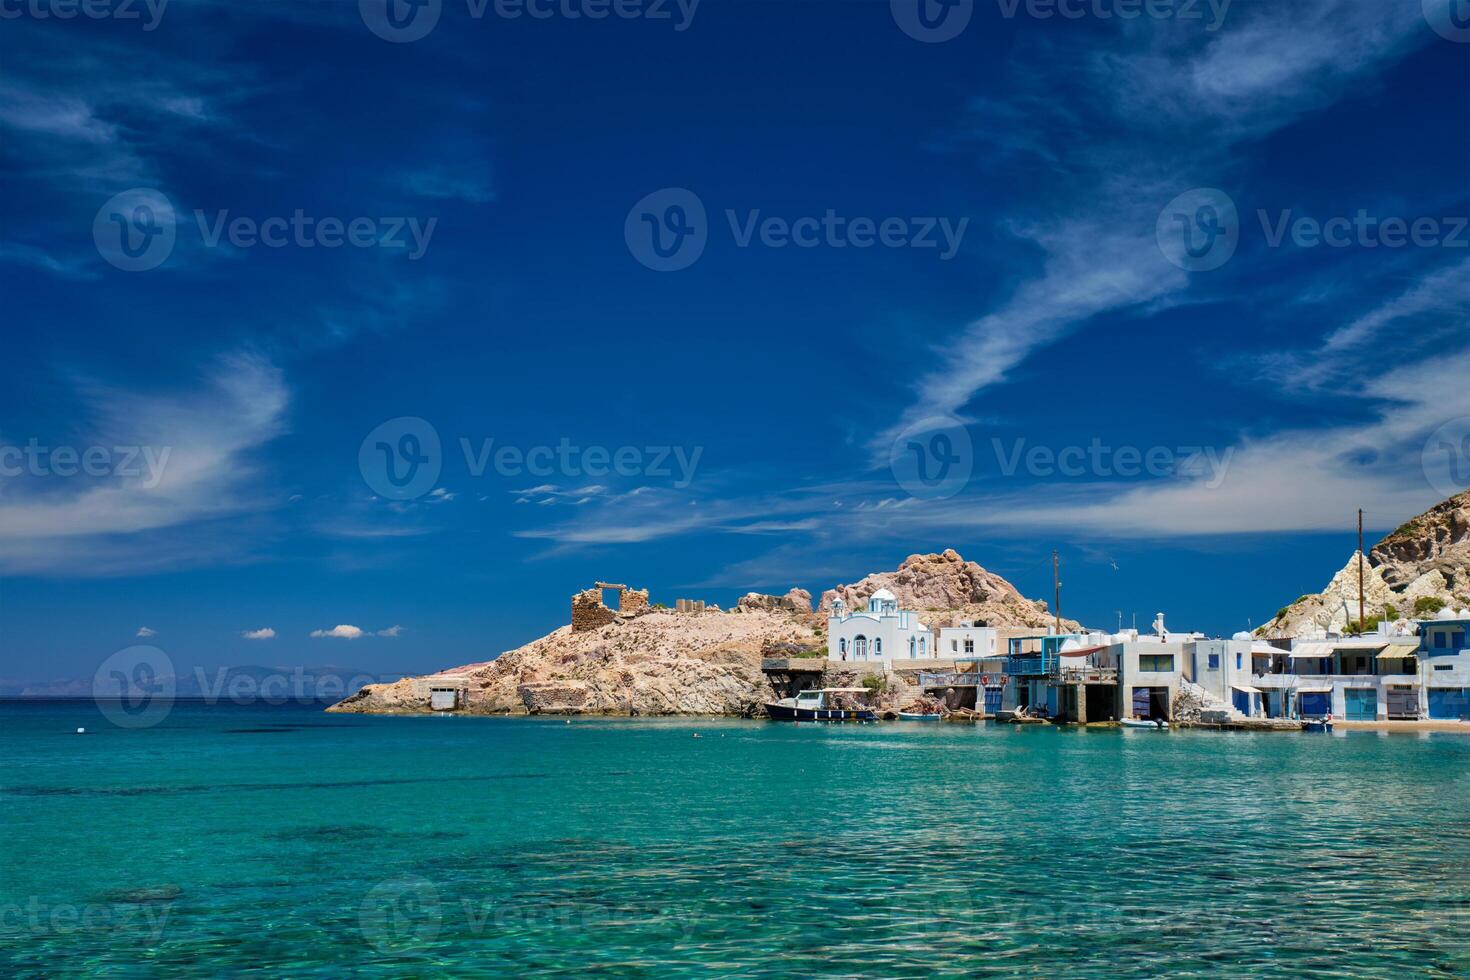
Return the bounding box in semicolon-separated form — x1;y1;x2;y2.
3;700;1469;977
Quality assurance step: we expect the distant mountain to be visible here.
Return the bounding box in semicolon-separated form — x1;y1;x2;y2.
1259;490;1470;637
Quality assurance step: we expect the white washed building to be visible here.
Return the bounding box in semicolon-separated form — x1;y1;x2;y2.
827;588;935;663
939;623;999;660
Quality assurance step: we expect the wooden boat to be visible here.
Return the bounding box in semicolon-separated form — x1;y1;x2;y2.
764;688;877;722
896;711;942;721
1120;717;1169;730
1302;718;1333;733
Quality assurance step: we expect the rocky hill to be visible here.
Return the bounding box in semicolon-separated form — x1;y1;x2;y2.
820;549;1079;632
329;550;1068;717
1258;490;1470;637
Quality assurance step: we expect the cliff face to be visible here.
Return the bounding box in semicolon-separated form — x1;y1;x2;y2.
1259;490;1470;637
329;550;1070;717
820;549;1079;632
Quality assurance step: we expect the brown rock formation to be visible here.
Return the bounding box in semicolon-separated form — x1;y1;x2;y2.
1259;490;1470;637
330;607;817;717
736;588;814;615
820;549;1080;631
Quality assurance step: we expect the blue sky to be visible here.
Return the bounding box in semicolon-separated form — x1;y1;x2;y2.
2;0;1468;680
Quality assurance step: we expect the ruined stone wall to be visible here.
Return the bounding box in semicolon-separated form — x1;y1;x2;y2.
619;587;650;616
572;588;617;632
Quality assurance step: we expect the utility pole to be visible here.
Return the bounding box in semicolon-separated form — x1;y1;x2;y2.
1358;508;1365;633
1053;549;1061;635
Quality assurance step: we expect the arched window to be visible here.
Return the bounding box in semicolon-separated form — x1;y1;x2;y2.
909;637;917;658
839;638;847;659
874;638;882;657
854;636;868;660
918;636;927;656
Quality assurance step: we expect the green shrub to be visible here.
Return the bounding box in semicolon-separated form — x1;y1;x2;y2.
1414;596;1446;616
1382;604;1399;621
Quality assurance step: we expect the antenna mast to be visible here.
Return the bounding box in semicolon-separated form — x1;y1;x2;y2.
1052;549;1061;634
1358;508;1365;632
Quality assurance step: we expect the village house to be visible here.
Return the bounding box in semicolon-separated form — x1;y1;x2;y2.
1250;619;1430;721
826;588;935;663
1421;608;1470;720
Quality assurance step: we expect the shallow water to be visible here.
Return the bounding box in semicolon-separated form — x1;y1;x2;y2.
3;700;1469;977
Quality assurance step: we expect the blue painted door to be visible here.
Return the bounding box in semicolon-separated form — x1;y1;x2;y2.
1344;688;1376;721
1429;688;1470;720
1231;689;1250;716
983;688;1002;713
1299;692;1331;718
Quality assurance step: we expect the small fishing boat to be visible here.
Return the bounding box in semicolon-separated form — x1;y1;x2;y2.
1302;716;1334;733
896;711;942;721
764;688;877;722
1120;717;1169;730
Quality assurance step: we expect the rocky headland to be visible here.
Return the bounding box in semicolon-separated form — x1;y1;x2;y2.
328;550;1061;717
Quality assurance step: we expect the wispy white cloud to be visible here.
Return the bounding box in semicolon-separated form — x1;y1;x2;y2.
241;627;275;640
874;0;1431;456
135;626;156;638
0;352;289;575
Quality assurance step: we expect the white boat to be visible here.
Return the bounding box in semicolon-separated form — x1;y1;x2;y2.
1120;717;1169;730
764;688;877;722
896;712;942;721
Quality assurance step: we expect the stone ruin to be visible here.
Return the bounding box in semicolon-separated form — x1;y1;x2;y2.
571;581;651;632
675;598;706;614
736;588;813;614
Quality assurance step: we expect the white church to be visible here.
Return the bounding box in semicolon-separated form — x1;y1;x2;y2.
827;588;935;663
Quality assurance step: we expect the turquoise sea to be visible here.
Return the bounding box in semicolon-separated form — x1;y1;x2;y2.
3;700;1469;977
